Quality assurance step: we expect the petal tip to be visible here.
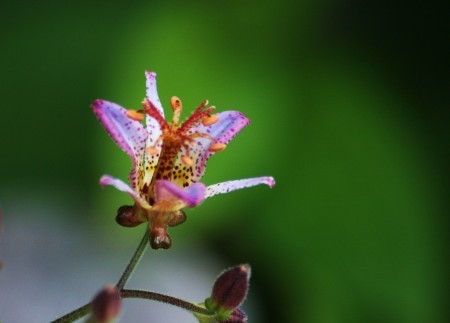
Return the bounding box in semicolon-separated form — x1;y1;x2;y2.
99;175;111;187
91;99;103;111
266;177;276;188
186;183;207;207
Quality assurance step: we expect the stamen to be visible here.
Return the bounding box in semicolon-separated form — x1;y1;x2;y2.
170;96;182;125
146;146;159;155
179;100;216;133
142;98;171;131
202;114;219;126
190;132;216;141
208;143;227;152
181;155;194;166
126;109;145;122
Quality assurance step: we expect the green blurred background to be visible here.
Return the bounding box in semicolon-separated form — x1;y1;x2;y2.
0;0;448;322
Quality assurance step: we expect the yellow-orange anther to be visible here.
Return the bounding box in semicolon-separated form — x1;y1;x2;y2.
146;146;159;155
181;155;194;166
170;96;182;111
208;143;227;152
170;96;182;125
126;109;144;122
202;114;219;126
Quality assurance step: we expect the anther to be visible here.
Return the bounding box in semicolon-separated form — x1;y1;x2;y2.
181;155;194;166
126;109;144;122
146;146;159;155
202;114;219;126
170;96;182;111
208;143;227;152
170;96;182;125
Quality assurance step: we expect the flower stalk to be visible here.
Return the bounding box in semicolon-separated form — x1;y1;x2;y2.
51;228;213;322
121;289;215;316
116;229;149;290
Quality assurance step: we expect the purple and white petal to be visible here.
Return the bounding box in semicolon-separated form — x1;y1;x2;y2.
92;100;148;159
145;72;164;148
205;176;275;199
92;100;148;189
145;71;165;118
172;111;250;187
100;175;151;210
143;72;164;185
154;180;206;210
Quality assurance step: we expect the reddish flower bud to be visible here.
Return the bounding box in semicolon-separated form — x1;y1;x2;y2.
149;226;172;249
91;285;121;323
222;307;248;323
167;209;187;227
205;264;251;320
115;205;145;227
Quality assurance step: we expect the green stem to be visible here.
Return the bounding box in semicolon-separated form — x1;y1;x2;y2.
50;303;91;323
121;289;214;316
51;229;149;322
116;229;149;290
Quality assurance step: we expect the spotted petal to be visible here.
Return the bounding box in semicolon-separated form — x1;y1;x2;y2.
172;111;250;187
100;175;151;209
145;71;164;118
142;72;165;189
144;71;164;155
154;180;206;211
92;100;148;189
205;176;275;199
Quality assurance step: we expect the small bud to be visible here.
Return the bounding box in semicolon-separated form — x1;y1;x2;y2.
150;226;172;249
91;285;121;323
167;210;187;227
223;308;248;323
205;264;251;320
115;205;145;227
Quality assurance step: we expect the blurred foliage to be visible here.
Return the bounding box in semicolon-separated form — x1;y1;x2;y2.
0;0;448;322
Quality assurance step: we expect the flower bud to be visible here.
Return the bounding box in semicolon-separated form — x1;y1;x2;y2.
205;264;251;320
115;205;145;227
149;226;172;249
91;285;121;323
223;307;248;323
167;210;187;227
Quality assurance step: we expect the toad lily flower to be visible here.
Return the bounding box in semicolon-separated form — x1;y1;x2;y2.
92;72;275;249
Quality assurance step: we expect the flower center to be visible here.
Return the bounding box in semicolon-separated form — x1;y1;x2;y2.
141;96;226;188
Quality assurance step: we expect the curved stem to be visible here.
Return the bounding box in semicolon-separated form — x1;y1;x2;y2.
116;229;149;290
50;303;91;323
51;229;149;322
121;289;214;316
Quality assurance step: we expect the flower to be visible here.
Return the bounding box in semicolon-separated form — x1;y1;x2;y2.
92;72;275;249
